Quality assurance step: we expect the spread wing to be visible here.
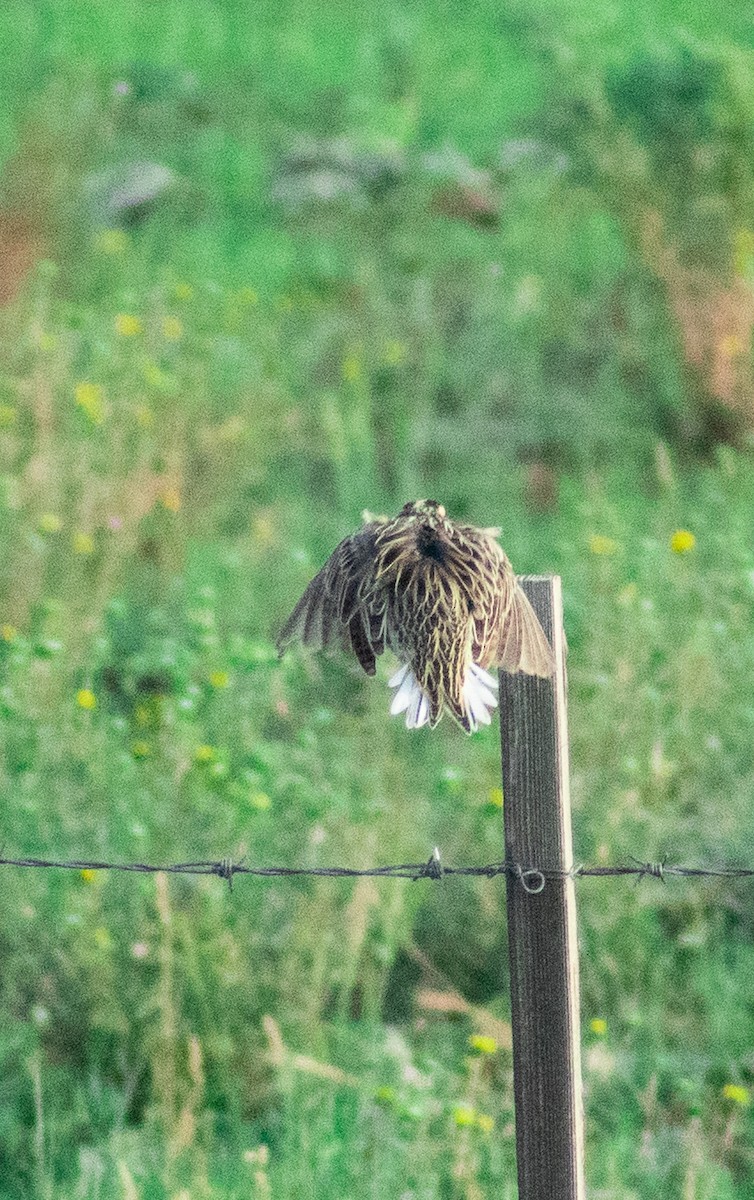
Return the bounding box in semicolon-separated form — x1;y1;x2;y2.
467;532;555;677
494;582;555;676
276;523;385;675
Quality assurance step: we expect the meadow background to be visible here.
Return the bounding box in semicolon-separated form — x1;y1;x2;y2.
2;2;754;1197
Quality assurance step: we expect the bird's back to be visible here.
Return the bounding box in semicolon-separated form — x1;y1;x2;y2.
371;513;487;727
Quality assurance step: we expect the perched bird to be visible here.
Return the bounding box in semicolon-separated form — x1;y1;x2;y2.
277;500;555;733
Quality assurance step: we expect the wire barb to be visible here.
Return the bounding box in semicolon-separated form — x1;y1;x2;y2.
413;846;445;882
632;857;666;884
215;857;236;891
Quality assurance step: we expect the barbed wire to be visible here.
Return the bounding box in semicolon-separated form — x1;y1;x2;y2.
1;849;753;892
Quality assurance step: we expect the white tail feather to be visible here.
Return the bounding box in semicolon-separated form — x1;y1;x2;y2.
387;661;498;732
388;664;410;688
463;663;498;732
389;669;417;715
469;663;498;690
388;664;430;728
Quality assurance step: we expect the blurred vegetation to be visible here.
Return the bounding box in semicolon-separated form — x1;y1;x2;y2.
1;2;754;1197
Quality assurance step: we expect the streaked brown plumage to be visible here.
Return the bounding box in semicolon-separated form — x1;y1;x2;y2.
277;500;554;733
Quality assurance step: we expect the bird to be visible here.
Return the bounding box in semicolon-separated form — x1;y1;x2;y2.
276;500;555;733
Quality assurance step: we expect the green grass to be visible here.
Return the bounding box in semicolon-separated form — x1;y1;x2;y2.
2;2;754;1197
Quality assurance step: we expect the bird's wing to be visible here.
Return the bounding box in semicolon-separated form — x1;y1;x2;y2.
468;533;555;678
494;582;555;677
276;523;385;675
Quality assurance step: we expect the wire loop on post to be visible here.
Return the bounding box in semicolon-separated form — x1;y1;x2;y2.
517;865;547;895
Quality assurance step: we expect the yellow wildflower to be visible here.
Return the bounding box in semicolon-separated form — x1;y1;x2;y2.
589;535;619;556
194;744;216;764
142;361;174;391
722;1084;750;1106
735;228;754;257
476;1113;495;1133
0;404;16;428
174;282;195;302
452;1106;477;1127
161;316;183;341
80;869;97;884
0;624;17;642
94;229;128;255
590;1018;607;1036
209;670;229;689
76;689;97;710
131;740;151;759
468;1035;498;1055
384;340;407;366
670;529;695;554
39;513;62;534
134;703;154;728
75;382;105;425
237;286;259;306
93;927;112;950
160;487;181;513
135;404;154;429
718;334;747;358
487;787;504;808
734;229;754;276
252;514;276;546
249;792;271;811
73;532;95;555
115;313;143;337
342;353;362;383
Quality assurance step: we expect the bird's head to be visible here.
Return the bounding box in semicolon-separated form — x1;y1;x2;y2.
399;499;447;526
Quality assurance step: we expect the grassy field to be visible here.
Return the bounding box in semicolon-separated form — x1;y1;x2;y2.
2;2;754;1197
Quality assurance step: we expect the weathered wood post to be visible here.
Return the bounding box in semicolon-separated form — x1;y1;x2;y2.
499;575;585;1200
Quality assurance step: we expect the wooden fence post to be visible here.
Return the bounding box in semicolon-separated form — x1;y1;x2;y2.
499;575;585;1200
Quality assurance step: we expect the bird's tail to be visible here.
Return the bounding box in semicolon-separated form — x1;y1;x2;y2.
387;662;498;733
